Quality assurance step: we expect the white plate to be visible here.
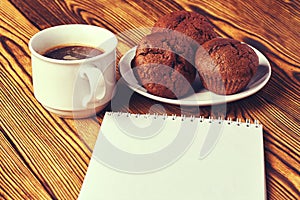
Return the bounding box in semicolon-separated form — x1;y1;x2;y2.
118;45;271;106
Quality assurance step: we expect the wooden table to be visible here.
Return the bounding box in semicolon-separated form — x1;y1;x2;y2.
1;0;299;199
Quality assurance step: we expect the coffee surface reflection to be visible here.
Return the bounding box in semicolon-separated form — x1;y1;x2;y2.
43;45;104;60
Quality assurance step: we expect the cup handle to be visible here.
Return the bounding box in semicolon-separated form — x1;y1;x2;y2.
79;65;106;108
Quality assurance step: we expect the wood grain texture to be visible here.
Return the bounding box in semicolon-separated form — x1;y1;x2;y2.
1;0;299;199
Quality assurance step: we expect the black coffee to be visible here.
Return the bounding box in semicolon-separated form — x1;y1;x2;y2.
43;44;104;60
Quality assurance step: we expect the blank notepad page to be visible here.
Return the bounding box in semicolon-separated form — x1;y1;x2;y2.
78;112;265;200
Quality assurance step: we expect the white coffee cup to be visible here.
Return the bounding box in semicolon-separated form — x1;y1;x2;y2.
29;24;118;118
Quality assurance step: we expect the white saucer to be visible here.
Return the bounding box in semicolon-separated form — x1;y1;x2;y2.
119;45;271;106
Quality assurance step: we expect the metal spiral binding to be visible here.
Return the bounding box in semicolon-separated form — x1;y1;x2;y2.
190;115;195;122
208;116;213;123
218;116;223;124
180;115;186;121
143;113;150;119
108;112;260;128
246;119;251;127
254;120;260;128
171;114;176;120
199;116;204;122
162;113;167;120
227;117;232;125
236;118;242;126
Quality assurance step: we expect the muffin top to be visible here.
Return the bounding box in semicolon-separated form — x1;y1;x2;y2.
196;38;258;77
132;32;196;99
195;38;259;94
152;10;218;46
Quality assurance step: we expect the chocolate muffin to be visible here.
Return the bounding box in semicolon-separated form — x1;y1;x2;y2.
132;32;196;99
152;10;218;48
195;38;259;95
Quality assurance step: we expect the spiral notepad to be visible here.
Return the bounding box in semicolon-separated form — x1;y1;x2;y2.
79;112;265;200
